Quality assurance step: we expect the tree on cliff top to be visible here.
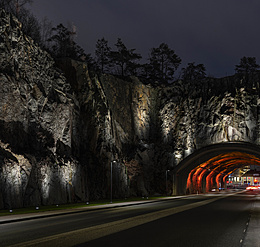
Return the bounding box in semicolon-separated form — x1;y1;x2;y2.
95;37;111;73
235;56;260;86
148;43;181;83
0;0;32;16
235;56;260;76
109;38;142;77
0;0;41;44
47;23;90;62
181;62;206;82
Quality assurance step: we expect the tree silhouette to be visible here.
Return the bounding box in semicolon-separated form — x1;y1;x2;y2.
0;0;42;43
235;57;260;86
48;23;87;62
235;56;260;76
109;38;142;76
148;43;181;83
20;8;41;44
0;0;32;16
95;37;111;73
181;62;206;82
39;17;53;50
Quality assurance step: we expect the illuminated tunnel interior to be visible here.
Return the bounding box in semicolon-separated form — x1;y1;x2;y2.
174;142;260;195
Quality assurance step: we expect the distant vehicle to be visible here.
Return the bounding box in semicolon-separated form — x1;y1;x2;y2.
246;186;259;191
211;187;225;192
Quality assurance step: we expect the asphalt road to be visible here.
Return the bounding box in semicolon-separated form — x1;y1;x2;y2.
0;191;257;247
78;192;256;247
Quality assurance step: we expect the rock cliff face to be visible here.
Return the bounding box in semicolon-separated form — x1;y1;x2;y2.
0;9;88;209
0;9;161;208
160;79;260;165
1;9;260;209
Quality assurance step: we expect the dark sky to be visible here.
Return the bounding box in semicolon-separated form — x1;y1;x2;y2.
29;0;260;78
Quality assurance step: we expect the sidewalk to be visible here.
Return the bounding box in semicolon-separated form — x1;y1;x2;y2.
0;196;179;225
0;192;233;225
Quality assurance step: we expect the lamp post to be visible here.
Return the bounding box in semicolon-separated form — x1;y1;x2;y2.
166;170;170;196
111;160;116;203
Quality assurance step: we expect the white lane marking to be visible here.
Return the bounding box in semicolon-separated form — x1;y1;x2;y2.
8;194;234;247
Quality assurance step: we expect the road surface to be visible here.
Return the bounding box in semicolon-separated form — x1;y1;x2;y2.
0;191;259;247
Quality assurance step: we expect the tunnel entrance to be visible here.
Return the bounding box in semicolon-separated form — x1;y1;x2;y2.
173;142;260;195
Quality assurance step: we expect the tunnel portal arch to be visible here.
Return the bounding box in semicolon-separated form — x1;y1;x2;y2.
173;142;260;195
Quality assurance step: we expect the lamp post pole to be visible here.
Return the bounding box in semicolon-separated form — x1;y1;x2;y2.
111;160;116;203
166;170;170;196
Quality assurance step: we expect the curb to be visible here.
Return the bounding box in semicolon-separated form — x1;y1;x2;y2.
0;196;184;224
0;192;236;225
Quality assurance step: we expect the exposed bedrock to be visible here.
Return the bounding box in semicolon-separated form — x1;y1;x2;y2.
1;9;260;208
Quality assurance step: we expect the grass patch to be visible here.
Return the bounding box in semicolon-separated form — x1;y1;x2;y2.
0;196;168;217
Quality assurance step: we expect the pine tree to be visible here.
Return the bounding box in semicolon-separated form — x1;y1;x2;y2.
235;57;260;76
148;43;181;83
95;37;111;73
47;23;87;61
109;38;142;76
181;62;206;82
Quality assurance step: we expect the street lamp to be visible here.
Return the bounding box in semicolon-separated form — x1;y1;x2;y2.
111;160;117;203
166;170;170;196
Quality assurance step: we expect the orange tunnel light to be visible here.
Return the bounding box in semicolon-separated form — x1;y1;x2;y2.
186;152;260;194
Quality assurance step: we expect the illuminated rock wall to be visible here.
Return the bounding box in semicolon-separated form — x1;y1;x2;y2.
1;9;260;208
0;10;88;208
160;80;260;166
98;74;161;197
0;9;157;207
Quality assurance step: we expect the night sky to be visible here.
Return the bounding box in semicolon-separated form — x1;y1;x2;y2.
29;0;260;78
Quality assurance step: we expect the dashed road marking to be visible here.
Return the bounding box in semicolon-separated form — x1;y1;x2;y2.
7;195;233;247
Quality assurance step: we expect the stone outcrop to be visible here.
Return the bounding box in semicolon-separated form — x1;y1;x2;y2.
0;9;87;208
0;9;161;207
1;9;260;209
160;79;260;165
